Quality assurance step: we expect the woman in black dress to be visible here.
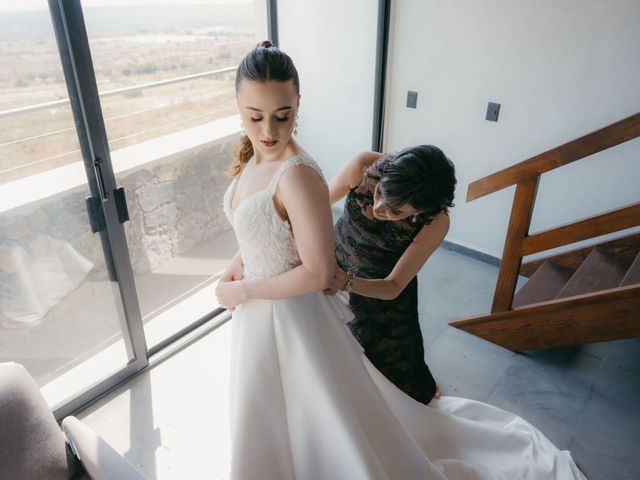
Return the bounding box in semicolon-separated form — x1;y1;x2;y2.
327;145;456;404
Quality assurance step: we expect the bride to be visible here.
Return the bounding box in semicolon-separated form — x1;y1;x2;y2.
215;41;586;480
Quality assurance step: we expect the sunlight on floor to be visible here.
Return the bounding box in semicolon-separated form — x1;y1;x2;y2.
78;321;233;479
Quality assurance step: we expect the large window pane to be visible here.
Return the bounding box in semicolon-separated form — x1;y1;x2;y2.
85;0;255;151
83;1;255;349
0;1;134;407
0;4;82;184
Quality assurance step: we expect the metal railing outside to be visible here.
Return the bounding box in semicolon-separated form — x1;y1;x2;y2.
0;66;238;182
0;66;236;119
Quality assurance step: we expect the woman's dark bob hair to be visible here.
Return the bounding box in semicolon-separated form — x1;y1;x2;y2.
365;145;456;224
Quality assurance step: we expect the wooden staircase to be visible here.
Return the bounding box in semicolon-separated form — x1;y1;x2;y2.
449;112;640;351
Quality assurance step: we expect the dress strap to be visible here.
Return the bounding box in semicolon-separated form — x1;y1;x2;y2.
266;152;326;195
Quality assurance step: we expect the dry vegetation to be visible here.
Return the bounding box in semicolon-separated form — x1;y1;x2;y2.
0;4;255;184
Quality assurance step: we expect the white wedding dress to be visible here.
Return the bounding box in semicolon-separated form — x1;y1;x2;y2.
223;151;586;480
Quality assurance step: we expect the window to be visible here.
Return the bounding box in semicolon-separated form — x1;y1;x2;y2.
0;0;266;412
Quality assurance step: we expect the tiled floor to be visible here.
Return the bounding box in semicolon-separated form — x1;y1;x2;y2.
79;320;234;479
77;246;640;479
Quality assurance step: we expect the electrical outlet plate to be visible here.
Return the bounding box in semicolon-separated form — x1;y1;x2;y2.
406;91;418;109
486;102;500;121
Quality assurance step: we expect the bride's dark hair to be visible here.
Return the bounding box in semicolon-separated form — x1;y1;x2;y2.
364;145;456;224
228;40;300;177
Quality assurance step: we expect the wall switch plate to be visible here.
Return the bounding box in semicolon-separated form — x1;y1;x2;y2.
486;102;500;121
406;91;418;108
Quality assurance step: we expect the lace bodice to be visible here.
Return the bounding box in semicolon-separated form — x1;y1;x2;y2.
223;151;326;280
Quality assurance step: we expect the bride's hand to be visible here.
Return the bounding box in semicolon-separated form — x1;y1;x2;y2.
220;256;244;283
215;280;248;309
324;265;348;296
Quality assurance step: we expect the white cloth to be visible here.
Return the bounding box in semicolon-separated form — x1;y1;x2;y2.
223;151;586;480
0;234;93;327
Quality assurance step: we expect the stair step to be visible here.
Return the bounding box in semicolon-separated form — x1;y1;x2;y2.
513;260;576;308
520;232;640;277
620;253;640;286
557;247;632;299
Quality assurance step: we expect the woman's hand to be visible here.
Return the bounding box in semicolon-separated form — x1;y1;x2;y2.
215;280;248;310
220;255;244;283
324;265;349;295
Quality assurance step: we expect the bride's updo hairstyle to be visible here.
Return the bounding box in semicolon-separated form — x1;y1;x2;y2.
364;145;456;224
228;40;300;176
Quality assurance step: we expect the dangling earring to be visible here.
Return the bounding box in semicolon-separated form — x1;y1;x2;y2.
293;114;299;136
411;215;418;223
240;122;246;137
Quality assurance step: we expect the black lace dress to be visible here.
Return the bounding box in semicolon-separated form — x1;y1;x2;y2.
334;178;437;404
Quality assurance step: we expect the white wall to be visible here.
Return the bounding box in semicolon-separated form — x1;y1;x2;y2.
277;0;378;182
385;0;640;258
253;0;268;42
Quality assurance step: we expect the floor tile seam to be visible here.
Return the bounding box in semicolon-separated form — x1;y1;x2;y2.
481;353;514;402
570;357;606;449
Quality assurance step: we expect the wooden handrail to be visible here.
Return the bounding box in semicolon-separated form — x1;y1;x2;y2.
467;112;640;202
467;111;640;316
522;202;640;256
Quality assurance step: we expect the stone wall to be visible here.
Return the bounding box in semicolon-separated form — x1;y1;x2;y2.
0;134;237;291
121;135;236;276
